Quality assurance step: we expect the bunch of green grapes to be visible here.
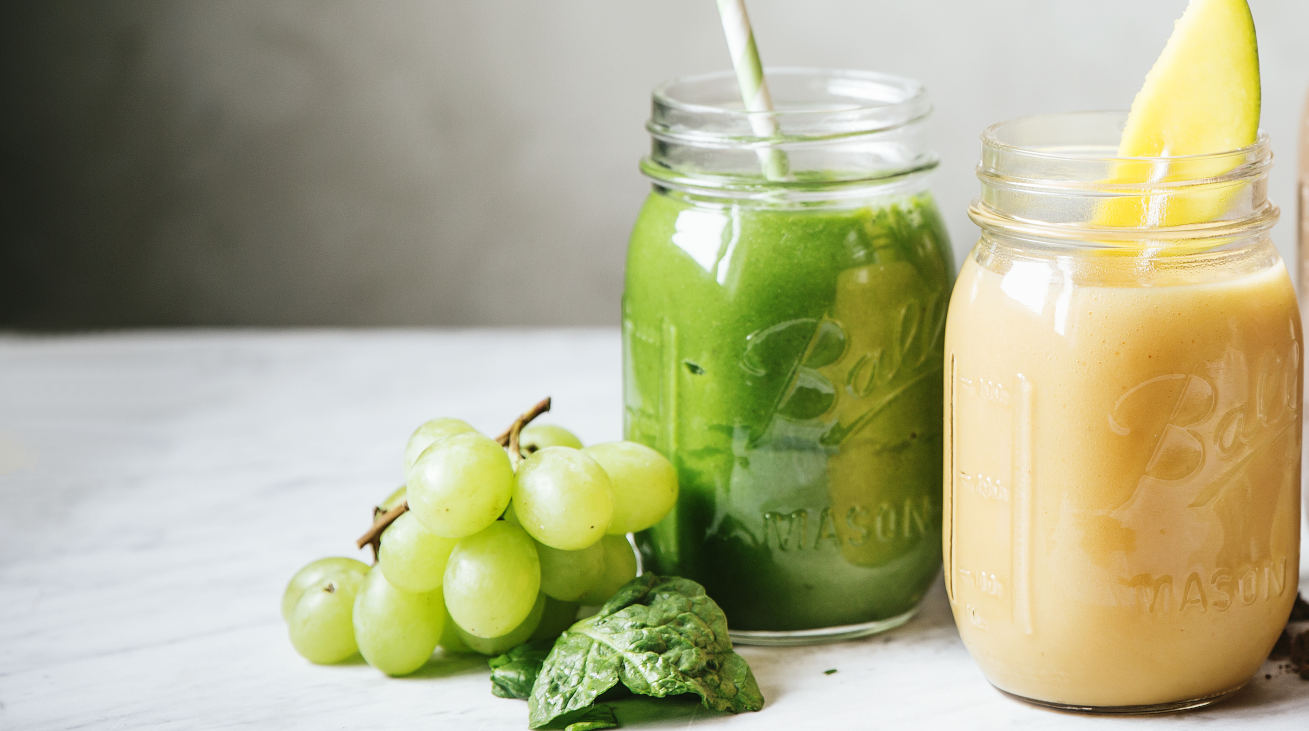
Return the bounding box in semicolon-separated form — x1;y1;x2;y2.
281;415;679;675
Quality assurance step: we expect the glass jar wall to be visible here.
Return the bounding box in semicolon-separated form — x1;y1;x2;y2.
623;69;954;644
945;112;1302;711
1299;88;1309;528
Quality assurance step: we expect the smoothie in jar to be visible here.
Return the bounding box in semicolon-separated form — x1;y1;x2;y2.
623;69;954;641
944;111;1301;710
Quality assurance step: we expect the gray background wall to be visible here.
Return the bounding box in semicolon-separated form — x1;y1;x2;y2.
3;1;1307;328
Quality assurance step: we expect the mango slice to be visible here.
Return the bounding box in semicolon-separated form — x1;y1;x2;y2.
1098;0;1260;229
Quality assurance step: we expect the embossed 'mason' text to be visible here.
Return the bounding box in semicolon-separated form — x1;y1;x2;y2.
1127;556;1290;614
763;495;935;551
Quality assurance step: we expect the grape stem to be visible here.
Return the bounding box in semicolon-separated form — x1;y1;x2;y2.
497;396;552;465
357;501;409;554
354;396;553;556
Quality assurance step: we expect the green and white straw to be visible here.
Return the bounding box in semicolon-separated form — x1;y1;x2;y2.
715;0;790;180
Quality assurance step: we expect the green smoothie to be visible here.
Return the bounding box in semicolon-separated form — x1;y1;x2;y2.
623;188;954;632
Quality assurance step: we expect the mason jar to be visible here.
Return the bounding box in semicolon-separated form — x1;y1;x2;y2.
945;111;1302;711
623;69;954;644
1299;88;1309;528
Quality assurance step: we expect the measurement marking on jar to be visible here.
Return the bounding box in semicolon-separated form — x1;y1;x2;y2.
959;471;1009;501
1011;374;1034;635
964;602;987;629
946;354;957;599
955;567;1006;599
950;363;1034;633
661;318;680;456
955;374;1011;406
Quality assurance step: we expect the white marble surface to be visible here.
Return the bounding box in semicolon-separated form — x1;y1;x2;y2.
0;330;1305;730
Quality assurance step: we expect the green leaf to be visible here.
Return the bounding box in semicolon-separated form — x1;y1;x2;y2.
527;574;764;728
562;704;619;731
489;639;553;700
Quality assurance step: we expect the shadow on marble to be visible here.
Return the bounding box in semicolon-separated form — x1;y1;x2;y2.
397;651;489;680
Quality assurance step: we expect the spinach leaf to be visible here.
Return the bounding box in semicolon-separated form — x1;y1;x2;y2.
489;639;554;700
527;574;764;729
561;704;618;731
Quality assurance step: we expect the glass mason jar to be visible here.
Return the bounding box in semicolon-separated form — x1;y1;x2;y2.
623;69;954;644
1300;88;1309;528
945;112;1302;712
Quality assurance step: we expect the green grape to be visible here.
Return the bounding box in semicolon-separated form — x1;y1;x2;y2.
352;570;445;676
377;485;407;513
530;596;580;642
455;592;546;656
287;574;364;664
583;441;679;534
576;535;638;605
536;540;605;602
443;521;541;638
513;447;613;550
378;511;458;592
438;610;472;654
407;432;514;538
281;556;369;622
519;423;583;453
502;501;520;526
403;417;477;471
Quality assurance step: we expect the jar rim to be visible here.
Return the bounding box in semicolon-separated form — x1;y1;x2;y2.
643;68;938;199
649;68;932;141
979;111;1271;170
970;110;1278;245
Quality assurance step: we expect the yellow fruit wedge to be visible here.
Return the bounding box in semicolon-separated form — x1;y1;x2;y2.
1097;0;1260;228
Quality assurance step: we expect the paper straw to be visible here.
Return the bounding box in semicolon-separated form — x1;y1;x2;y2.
715;0;790;180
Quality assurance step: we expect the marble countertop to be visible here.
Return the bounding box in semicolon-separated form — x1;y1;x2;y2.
1;330;1305;729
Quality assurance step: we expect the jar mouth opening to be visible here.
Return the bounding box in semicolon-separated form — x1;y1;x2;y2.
643;68;938;197
650;68;931;141
980;111;1271;171
971;111;1277;244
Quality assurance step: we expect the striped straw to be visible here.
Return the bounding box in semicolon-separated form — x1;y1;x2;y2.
715;0;790;180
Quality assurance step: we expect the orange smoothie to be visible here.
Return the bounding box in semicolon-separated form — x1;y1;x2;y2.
944;244;1302;707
